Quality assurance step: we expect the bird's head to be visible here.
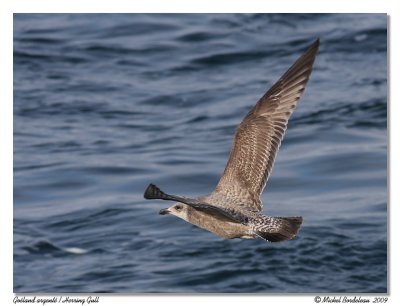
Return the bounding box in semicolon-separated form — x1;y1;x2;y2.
159;202;190;220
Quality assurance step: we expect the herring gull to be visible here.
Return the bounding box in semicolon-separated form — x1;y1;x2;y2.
144;39;320;242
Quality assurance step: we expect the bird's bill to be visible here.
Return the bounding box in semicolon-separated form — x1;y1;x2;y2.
159;208;170;215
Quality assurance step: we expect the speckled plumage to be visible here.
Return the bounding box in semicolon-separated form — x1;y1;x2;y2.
144;39;320;242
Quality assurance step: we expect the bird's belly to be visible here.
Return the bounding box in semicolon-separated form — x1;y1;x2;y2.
186;207;256;239
193;217;254;239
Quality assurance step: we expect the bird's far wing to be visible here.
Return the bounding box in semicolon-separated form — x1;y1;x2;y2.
213;39;320;212
144;184;249;224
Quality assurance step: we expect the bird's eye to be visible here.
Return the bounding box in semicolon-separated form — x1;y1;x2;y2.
175;205;183;211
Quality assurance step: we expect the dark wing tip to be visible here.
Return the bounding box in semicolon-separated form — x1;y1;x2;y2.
254;38;320;114
144;183;165;200
306;38;320;57
293;38;320;68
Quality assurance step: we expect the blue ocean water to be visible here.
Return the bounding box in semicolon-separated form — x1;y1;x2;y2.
13;13;387;293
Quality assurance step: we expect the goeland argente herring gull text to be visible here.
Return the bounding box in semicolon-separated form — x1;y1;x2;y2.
144;39;320;243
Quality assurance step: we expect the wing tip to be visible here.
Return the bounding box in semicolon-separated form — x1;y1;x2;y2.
305;37;320;58
144;183;164;199
295;38;320;67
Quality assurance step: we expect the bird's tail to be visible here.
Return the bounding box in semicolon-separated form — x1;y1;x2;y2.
251;216;303;243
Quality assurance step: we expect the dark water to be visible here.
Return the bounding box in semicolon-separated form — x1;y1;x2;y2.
13;14;387;293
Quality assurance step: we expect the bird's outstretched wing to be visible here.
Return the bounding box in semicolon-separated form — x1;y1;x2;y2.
144;183;249;224
213;39;320;212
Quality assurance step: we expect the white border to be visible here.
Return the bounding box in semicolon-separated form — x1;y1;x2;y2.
1;0;392;13
2;1;398;306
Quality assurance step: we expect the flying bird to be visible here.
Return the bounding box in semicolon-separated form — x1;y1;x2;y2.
144;39;319;242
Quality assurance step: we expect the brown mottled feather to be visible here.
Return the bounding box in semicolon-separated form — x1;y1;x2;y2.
213;39;320;212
